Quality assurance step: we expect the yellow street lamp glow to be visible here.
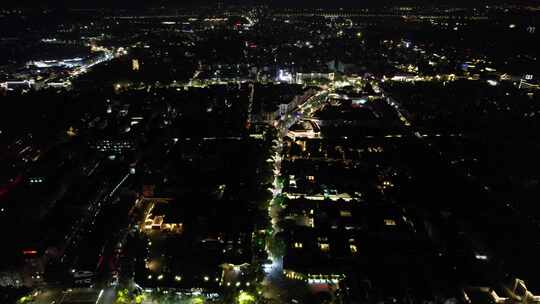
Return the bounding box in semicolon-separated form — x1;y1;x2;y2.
237;291;255;304
191;297;205;304
135;294;144;304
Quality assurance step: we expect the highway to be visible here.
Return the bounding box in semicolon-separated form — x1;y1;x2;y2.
29;163;136;304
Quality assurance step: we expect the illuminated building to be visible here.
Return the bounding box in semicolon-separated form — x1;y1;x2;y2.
464;278;540;304
142;200;184;234
2;80;34;91
91;139;135;155
277;69;293;83
295;72;334;84
132;59;140;71
283;269;345;285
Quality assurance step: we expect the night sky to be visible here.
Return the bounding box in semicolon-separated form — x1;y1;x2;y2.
4;0;539;8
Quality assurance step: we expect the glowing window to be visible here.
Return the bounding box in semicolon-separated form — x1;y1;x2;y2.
340;210;352;217
384;219;396;226
318;243;330;252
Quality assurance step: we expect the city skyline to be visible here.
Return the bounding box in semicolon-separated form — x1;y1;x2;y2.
1;2;539;304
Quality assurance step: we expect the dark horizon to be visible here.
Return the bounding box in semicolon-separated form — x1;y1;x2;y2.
3;0;540;9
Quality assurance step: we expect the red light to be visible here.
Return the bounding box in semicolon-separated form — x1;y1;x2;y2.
23;250;37;255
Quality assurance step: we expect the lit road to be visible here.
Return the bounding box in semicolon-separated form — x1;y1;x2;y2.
31;167;135;304
27;288;112;304
26;289;63;304
276;90;329;136
35;48;116;89
372;81;412;128
262;89;328;302
96;287;116;304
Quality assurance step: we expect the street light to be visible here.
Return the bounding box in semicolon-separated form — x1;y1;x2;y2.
237;291;255;304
